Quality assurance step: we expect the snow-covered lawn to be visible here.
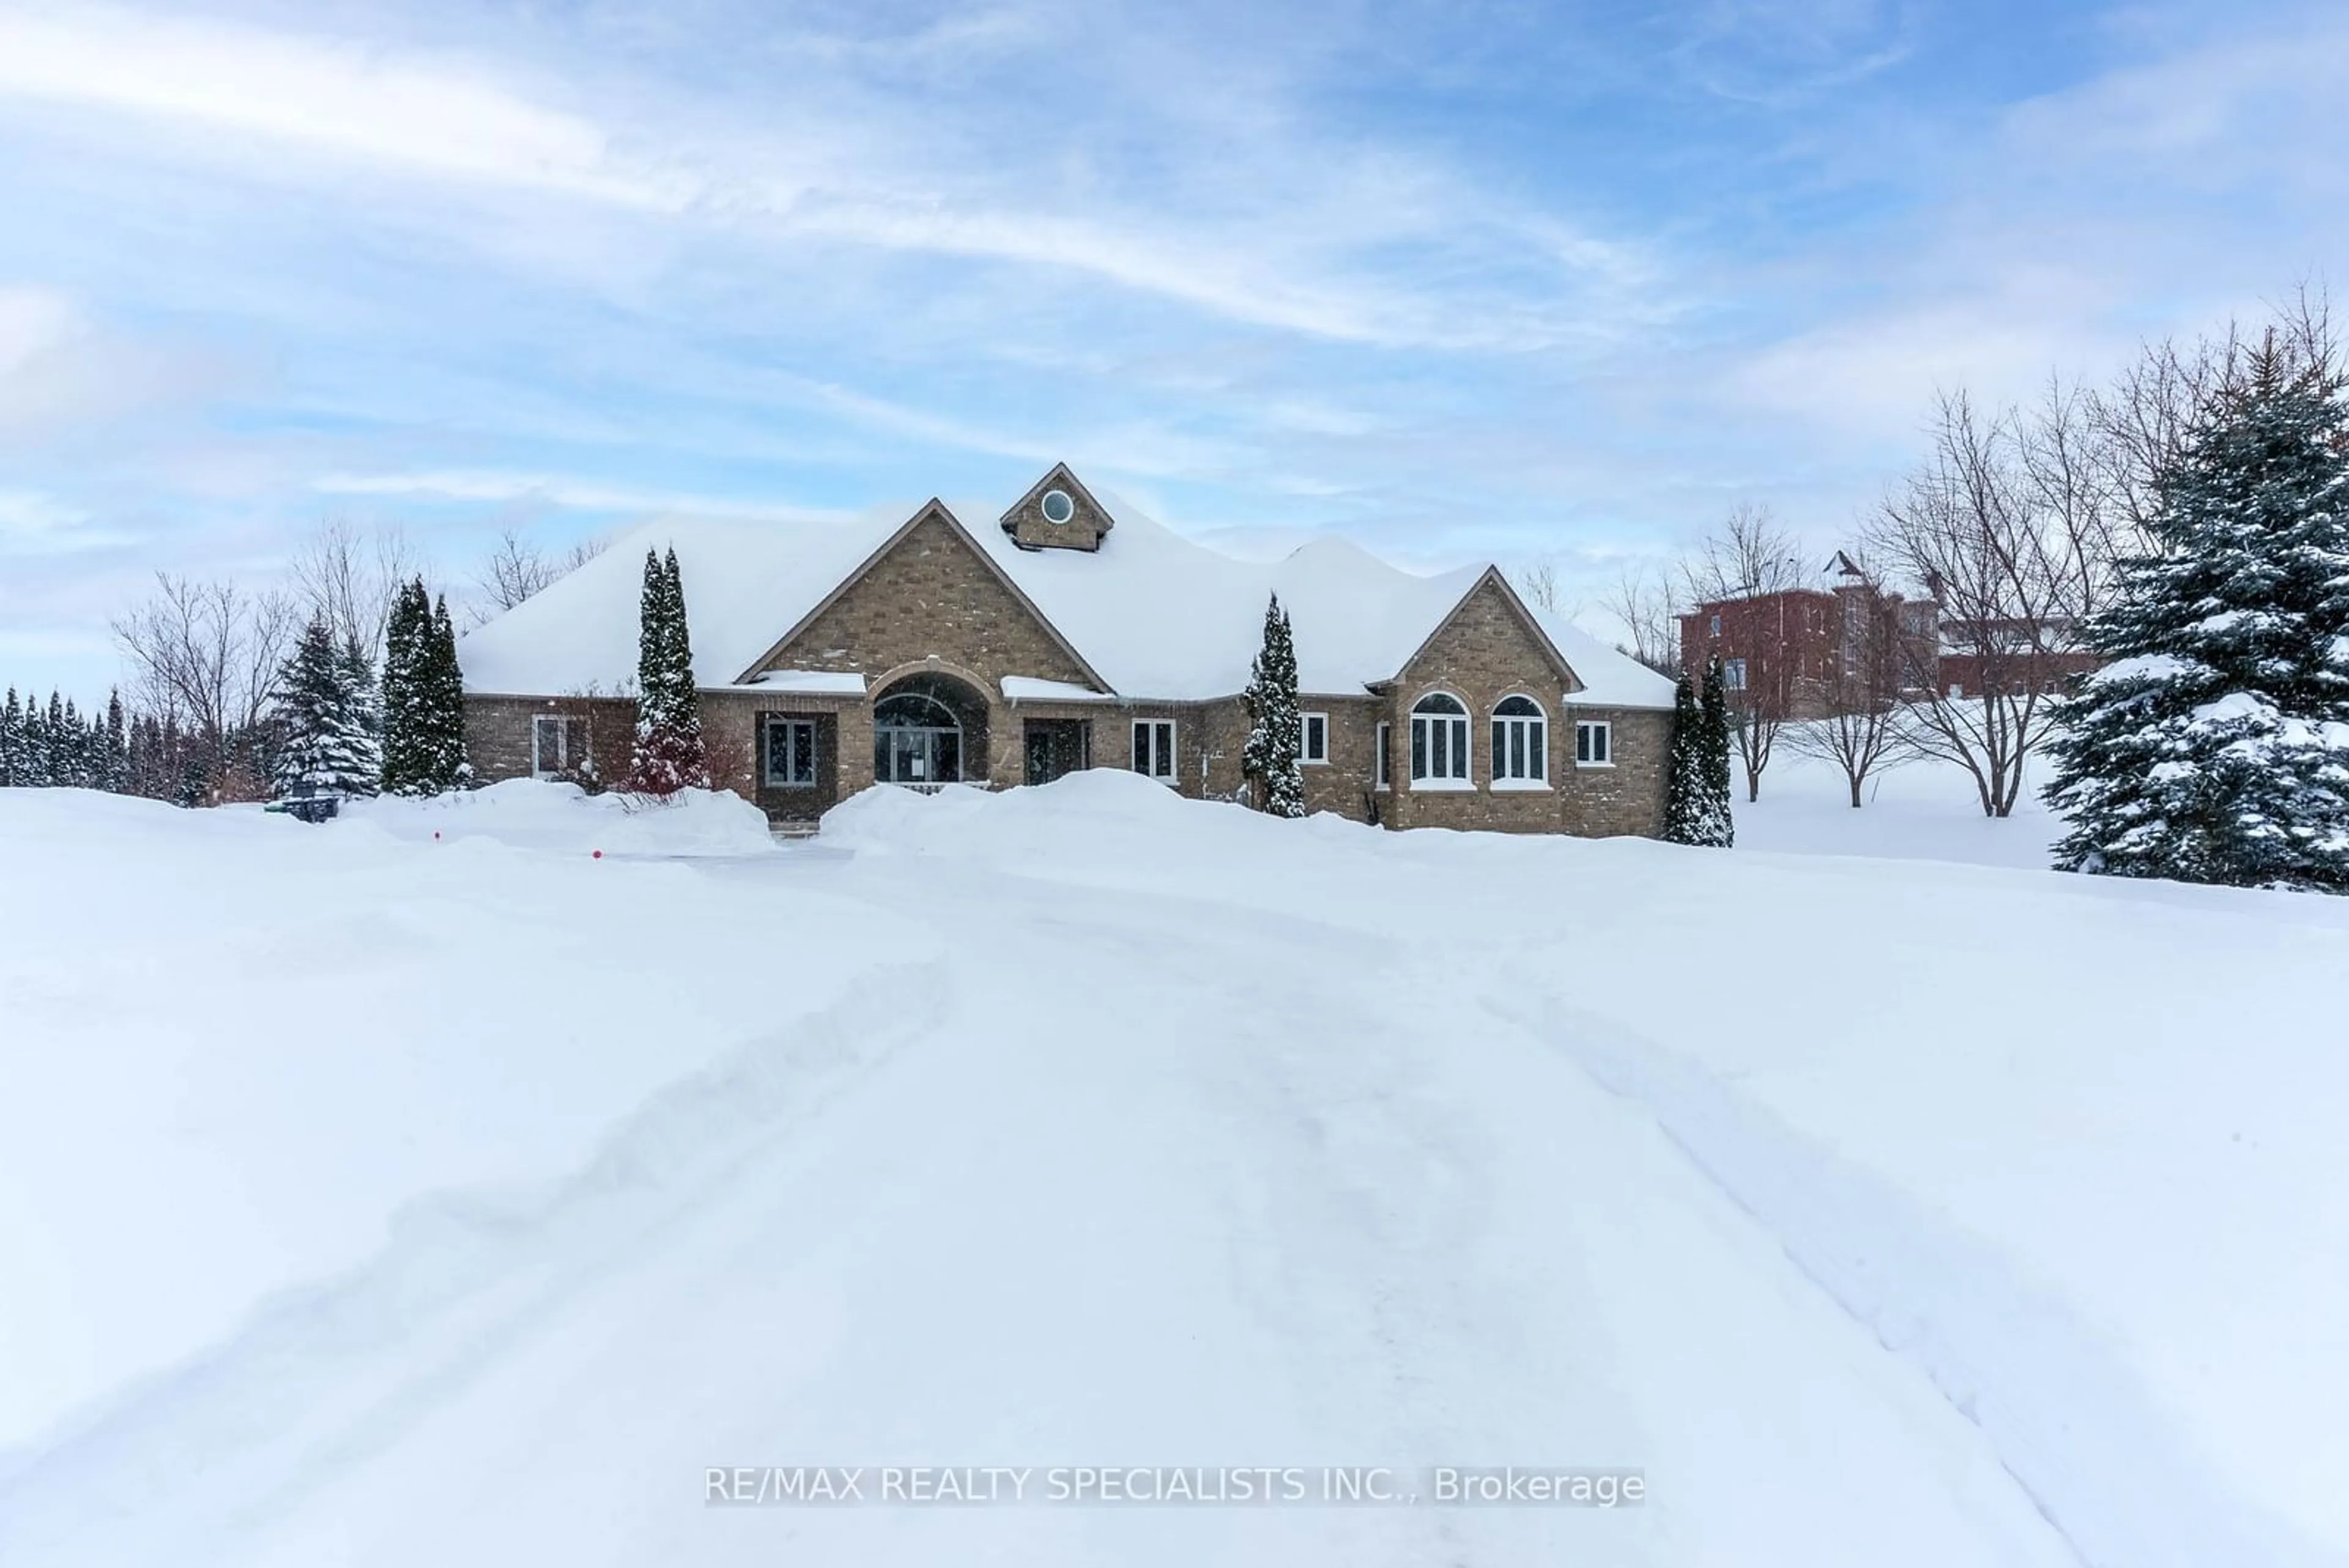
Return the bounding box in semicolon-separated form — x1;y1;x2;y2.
4;774;2345;1566
1730;740;2062;871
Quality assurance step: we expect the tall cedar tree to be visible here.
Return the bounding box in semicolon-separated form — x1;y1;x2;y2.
1241;592;1306;816
272;612;382;798
379;579;430;793
2046;341;2349;890
421;594;473;790
1698;654;1737;847
0;687;19;786
1661;668;1728;845
627;547;708;795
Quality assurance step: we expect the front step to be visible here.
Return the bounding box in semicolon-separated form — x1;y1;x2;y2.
768;820;822;841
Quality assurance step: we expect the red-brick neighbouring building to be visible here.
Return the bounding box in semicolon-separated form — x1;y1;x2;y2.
1679;552;1939;716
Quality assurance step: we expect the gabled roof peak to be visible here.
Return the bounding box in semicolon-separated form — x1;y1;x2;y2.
1000;463;1115;553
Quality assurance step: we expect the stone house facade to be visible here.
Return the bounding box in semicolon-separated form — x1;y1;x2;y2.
459;465;1680;837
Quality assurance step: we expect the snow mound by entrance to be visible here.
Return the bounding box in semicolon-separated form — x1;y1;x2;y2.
336;779;779;858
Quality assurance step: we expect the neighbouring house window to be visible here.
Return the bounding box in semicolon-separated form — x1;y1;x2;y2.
1724;658;1747;691
531;714;572;779
763;717;817;789
1576;721;1612;766
1491;694;1546;783
1375;722;1392;790
1709;613;1721;636
1301;712;1329;765
1409;693;1471;784
1132;719;1176;782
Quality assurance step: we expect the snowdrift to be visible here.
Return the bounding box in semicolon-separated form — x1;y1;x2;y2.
4;778;2345;1567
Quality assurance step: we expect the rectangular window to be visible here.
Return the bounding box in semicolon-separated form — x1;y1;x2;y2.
1300;712;1329;765
1575;721;1612;766
763;717;818;788
1709;613;1721;636
1724;658;1747;691
1409;705;1471;784
1491;713;1546;782
1132;719;1176;782
531;714;571;779
1375;722;1391;790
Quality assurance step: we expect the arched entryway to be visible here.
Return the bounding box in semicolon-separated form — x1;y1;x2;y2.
872;672;989;787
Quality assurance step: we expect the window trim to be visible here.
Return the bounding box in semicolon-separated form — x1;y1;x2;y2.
762;715;819;790
1489;693;1549;791
1132;718;1177;784
1408;691;1474;790
1724;657;1747;692
1373;721;1391;791
1299;710;1329;765
1575;719;1614;769
530;713;571;779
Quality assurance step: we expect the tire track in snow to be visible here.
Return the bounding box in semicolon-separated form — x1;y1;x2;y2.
0;960;956;1567
1493;981;2340;1568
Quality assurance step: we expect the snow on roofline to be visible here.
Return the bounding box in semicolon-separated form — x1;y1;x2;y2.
456;484;1678;711
715;669;869;696
1002;677;1116;703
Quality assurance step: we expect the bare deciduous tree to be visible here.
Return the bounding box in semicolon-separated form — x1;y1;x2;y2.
472;529;608;625
1605;561;1680;676
1784;554;1914;807
290;516;418;659
1869;390;2101;817
1683;501;1805;801
112;573;295;792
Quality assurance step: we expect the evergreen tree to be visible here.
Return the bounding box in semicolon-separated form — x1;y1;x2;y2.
0;686;19;787
1698;655;1737;848
379;578;429;793
272;612;380;800
626;546;708;795
1241;592;1306;817
103;689;130;792
1661;667;1728;845
418;595;472;791
2046;340;2349;890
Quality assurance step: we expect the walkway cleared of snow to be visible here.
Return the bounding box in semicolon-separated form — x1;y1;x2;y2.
3;774;2345;1566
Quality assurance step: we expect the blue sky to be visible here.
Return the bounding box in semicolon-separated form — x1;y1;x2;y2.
1;0;2343;702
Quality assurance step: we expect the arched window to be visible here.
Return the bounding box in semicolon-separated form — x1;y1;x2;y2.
874;690;963;785
1491;694;1546;785
1409;693;1470;786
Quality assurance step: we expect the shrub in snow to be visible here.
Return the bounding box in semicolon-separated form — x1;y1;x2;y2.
1241;592;1306;818
626;547;709;797
2046;336;2349;891
271;612;382;801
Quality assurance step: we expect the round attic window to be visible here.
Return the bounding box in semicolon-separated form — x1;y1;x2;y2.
1040;488;1076;526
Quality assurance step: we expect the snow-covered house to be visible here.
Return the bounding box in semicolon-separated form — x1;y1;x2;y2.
457;466;1678;834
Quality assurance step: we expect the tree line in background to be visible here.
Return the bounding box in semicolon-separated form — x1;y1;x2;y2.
1574;286;2349;889
6;518;602;810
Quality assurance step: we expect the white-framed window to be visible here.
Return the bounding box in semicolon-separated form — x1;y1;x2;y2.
531;713;573;779
1575;720;1613;767
1132;719;1176;782
1724;658;1747;691
1491;694;1547;786
763;716;817;789
1409;693;1471;787
1374;722;1392;790
1709;612;1722;636
1300;711;1329;765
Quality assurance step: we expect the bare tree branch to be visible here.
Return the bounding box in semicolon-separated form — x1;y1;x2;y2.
1682;501;1805;801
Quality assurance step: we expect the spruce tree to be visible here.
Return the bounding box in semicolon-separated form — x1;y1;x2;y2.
2046;340;2349;890
626;546;707;795
1698;654;1737;848
1241;592;1306;817
1661;667;1727;845
272;612;380;800
0;686;19;787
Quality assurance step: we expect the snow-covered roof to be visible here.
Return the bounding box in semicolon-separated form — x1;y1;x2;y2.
458;487;1677;710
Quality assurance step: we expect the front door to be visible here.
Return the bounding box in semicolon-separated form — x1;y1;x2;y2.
1023;719;1088;786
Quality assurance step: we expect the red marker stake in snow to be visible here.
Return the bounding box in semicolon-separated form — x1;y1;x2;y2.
592;849;603;860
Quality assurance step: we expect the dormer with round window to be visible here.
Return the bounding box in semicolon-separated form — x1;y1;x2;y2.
1000;463;1115;552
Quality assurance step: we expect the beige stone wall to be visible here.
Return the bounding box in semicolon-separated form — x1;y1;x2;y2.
466;694;637;789
1556;707;1671;837
1000;480;1111;552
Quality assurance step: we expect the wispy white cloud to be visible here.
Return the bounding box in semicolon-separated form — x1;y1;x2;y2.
311;470;861;525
